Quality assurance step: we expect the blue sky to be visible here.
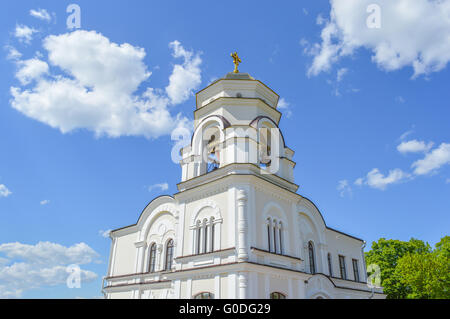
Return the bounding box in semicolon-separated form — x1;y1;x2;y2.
0;0;449;298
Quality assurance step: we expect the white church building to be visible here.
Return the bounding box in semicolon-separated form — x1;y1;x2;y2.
102;61;385;299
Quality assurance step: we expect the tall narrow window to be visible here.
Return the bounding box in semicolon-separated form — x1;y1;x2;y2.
327;253;333;276
196;220;201;254
149;243;156;273
308;241;315;274
273;220;277;253
278;222;283;254
352;259;360;282
267;218;271;252
203;219;209;253
339;255;347;279
210;217;215;252
165;239;174;271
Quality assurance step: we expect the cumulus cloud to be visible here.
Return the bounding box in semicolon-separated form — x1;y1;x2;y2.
0;184;12;197
40;199;50;205
307;0;450;78
9;30;201;139
397;139;434;154
355;138;450;190
166;40;202;105
30;8;52;22
14;24;38;44
412;143;450;175
148;182;169;192
356;168;410;190
0;241;99;298
15;58;49;85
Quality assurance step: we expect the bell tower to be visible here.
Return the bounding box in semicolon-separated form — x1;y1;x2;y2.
179;54;297;193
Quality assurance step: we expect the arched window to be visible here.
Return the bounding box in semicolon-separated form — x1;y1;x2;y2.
149;243;157;273
193;292;214;299
194;217;218;255
210;217;215;252
308;241;316;274
267;218;272;252
270;292;286;299
203;219;208;253
273;219;277;253
196;220;201;254
278;221;283;254
328;253;333;276
164;239;174;271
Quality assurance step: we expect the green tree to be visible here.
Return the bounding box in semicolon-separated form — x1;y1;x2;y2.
395;237;450;299
365;238;431;299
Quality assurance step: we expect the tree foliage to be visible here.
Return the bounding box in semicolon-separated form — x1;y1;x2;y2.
365;236;449;299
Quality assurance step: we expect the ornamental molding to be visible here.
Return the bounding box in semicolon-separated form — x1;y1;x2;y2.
191;199;223;226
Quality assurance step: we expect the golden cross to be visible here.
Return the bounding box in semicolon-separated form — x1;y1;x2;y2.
231;52;241;73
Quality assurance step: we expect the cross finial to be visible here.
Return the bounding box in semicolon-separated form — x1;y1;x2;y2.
231;52;241;73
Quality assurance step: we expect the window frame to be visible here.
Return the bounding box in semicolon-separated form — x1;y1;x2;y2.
352;258;360;282
308;241;316;274
148;243;157;273
327;253;333;277
164;239;174;271
339;255;347;280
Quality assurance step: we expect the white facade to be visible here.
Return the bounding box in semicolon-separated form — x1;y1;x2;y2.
103;72;385;299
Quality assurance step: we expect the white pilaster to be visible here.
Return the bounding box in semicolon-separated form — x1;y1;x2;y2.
237;189;248;261
238;272;248;299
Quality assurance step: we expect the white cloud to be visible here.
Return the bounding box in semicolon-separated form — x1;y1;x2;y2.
40;199;50;205
358;168;411;190
98;229;111;238
165;40;202;105
354;178;364;186
148;182;169;192
277;98;292;118
5;46;22;60
0;184;12;197
30;9;51;22
397;139;434;154
446;178;450;184
412;143;450;175
307;0;450;78
15;58;49;85
0;241;99;298
14;24;38;44
337;179;352;197
9;30;200;139
0;241;99;265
